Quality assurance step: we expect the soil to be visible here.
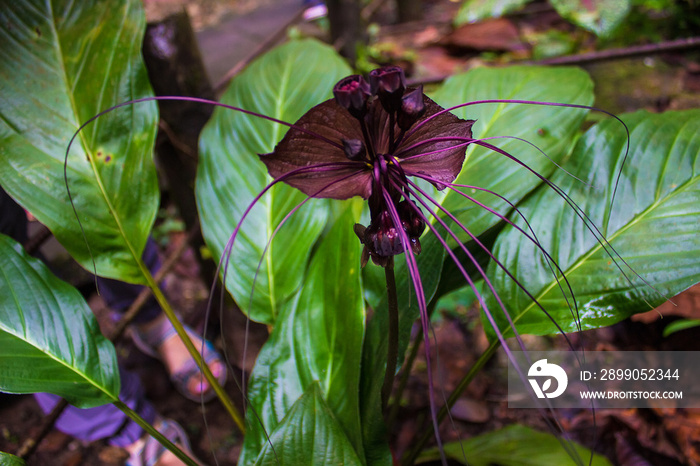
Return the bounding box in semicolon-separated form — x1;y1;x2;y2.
2;0;700;465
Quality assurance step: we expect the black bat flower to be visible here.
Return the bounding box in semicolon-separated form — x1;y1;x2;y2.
260;67;474;267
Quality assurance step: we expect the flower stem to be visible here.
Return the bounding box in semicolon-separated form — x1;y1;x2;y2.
113;400;197;466
137;258;246;434
381;257;399;412
386;298;437;428
400;339;500;465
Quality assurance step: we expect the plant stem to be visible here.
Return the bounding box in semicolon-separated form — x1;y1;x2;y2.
113;400;198;466
400;339;499;466
381;258;399;412
386;297;436;428
386;325;422;427
137;258;246;434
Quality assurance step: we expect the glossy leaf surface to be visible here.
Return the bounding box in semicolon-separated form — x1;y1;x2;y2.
487;109;700;336
419;424;611;465
197;39;351;324
239;205;366;464
430;66;593;242
254;383;364;466
0;235;119;408
0;452;26;466
0;0;158;283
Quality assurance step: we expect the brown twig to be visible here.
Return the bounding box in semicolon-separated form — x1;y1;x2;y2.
407;36;700;86
16;224;199;461
535;36;700;66
15;398;68;459
23;223;52;256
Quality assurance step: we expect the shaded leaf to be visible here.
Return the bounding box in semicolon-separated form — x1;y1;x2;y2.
0;0;158;283
419;424;612;465
0;234;119;408
455;0;533;24
197;39;350;324
430;66;593;243
239;204;366;464
488;109;700;337
254;383;364;466
550;0;630;37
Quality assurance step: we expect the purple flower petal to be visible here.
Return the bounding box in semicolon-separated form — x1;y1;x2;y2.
260;99;373;199
397;94;474;188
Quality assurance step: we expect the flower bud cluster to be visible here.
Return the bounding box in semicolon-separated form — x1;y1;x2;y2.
355;200;425;268
332;67;427;138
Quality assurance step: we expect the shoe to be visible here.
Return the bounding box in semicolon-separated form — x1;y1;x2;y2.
126;417;201;466
131;315;227;403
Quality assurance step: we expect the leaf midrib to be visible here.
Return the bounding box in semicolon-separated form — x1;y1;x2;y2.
51;1;147;281
0;248;116;401
510;164;700;329
265;56;294;321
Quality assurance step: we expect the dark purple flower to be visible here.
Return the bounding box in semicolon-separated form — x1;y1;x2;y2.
261;67;474;266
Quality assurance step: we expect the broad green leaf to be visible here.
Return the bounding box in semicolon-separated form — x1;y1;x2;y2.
430;66;593;243
487;109;700;337
359;232;447;466
0;234;119;407
254;383;364;466
456;0;533;24
0;452;26;466
0;0;158;283
418;424;612;465
550;0;630;37
239;205;366;464
197;39;351;324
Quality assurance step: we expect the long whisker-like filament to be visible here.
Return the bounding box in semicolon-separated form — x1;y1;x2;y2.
471;139;667;306
380;188;447;466
391;178;586;465
408;171;583;333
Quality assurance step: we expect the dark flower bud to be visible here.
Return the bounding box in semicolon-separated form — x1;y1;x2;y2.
410;237;422;255
343;138;366;161
397;86;426;130
398;199;425;238
369;66;406;114
333;75;371;119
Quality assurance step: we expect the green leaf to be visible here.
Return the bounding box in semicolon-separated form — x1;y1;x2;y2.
239;204;366;464
418;424;612;465
359;232;447;466
197;39;351;324
455;0;533;24
254;383;364;466
550;0;630;37
487;109;700;337
0;0;158;283
0;234;119;408
663;319;700;337
430;66;594;243
0;452;26;466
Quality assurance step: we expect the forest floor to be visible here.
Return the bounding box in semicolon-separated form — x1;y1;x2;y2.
1;0;700;464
